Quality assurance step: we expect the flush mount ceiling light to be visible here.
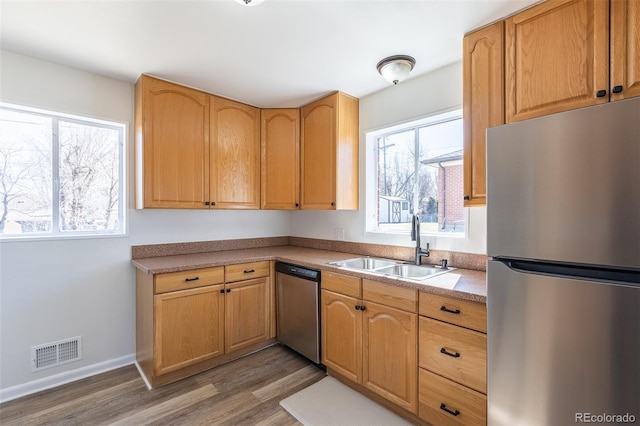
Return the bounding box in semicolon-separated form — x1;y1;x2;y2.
234;0;265;5
376;55;416;85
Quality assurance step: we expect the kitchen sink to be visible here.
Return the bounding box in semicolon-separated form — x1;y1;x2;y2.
329;257;399;271
329;257;453;281
375;263;449;280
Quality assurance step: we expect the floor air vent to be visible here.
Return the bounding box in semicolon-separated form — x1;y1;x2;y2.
31;336;82;372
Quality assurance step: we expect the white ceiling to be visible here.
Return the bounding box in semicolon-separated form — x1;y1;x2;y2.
0;0;538;108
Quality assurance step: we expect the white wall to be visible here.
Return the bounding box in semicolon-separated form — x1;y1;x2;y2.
0;50;290;399
290;62;488;254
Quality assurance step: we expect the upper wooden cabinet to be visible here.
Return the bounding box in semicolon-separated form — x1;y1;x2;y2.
301;92;359;210
462;21;504;206
135;75;260;209
210;96;261;209
135;75;210;209
261;109;300;209
505;0;625;122
610;0;640;101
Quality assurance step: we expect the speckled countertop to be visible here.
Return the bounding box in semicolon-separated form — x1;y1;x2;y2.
132;244;487;303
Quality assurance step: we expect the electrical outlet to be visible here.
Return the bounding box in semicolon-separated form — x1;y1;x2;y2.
334;228;345;240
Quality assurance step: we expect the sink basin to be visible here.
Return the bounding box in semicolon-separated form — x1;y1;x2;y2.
376;264;450;280
329;257;453;281
329;257;399;271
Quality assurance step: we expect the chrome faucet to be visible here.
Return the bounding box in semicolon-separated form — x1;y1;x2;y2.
411;214;430;265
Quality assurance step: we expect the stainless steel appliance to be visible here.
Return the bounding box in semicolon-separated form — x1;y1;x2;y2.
275;262;321;363
486;97;640;425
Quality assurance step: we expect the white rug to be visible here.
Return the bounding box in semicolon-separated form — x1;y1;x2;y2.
279;376;413;426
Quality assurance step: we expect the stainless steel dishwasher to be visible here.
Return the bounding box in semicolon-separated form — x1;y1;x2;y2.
275;262;321;364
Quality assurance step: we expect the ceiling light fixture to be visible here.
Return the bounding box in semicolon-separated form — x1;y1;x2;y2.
376;55;416;85
234;0;265;6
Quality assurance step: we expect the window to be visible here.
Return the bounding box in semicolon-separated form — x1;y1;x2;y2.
0;104;126;238
367;109;465;235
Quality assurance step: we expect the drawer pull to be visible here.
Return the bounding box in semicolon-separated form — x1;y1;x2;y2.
440;403;460;417
440;306;461;314
184;277;200;282
440;347;460;358
243;269;255;274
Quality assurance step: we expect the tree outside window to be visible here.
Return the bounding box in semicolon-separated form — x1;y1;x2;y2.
375;114;464;234
0;105;125;237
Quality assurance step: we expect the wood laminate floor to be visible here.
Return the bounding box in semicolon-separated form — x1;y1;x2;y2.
0;344;326;425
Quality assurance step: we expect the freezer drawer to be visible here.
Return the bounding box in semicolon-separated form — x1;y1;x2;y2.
487;260;640;425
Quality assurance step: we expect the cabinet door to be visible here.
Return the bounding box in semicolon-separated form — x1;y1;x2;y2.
225;277;269;353
137;75;210;209
321;289;362;383
362;301;418;414
154;284;224;376
505;0;609;122
610;0;640;101
462;21;504;206
210;96;261;209
261;109;300;209
301;94;337;209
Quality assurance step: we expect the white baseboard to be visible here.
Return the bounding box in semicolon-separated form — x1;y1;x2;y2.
0;354;135;403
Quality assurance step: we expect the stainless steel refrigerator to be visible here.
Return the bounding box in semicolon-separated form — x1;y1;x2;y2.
486;97;640;426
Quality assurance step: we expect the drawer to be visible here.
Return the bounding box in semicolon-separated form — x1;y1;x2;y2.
154;267;225;294
419;368;487;426
225;261;270;282
363;279;417;313
419;292;486;332
419;317;487;393
322;271;361;298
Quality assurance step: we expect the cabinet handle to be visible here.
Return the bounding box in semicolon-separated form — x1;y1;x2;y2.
440;347;460;358
243;269;255;274
463;195;470;201
612;85;623;94
355;305;361;311
226;288;231;293
295;203;299;207
355;305;366;311
184;277;200;282
219;289;225;294
204;201;210;206
596;89;607;98
440;306;461;314
211;201;216;206
331;202;335;207
440;403;460;417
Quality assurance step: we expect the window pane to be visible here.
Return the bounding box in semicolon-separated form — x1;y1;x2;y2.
58;120;120;232
418;118;464;233
0;109;52;234
378;130;415;231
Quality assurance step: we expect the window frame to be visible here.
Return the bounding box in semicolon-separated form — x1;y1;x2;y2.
364;108;468;239
0;102;127;241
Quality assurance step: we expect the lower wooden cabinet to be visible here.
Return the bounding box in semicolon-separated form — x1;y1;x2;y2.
419;368;487;426
154;284;225;376
419;317;487;394
321;272;418;415
321;288;362;383
225;277;269;353
418;293;487;425
362;300;417;414
136;261;273;388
